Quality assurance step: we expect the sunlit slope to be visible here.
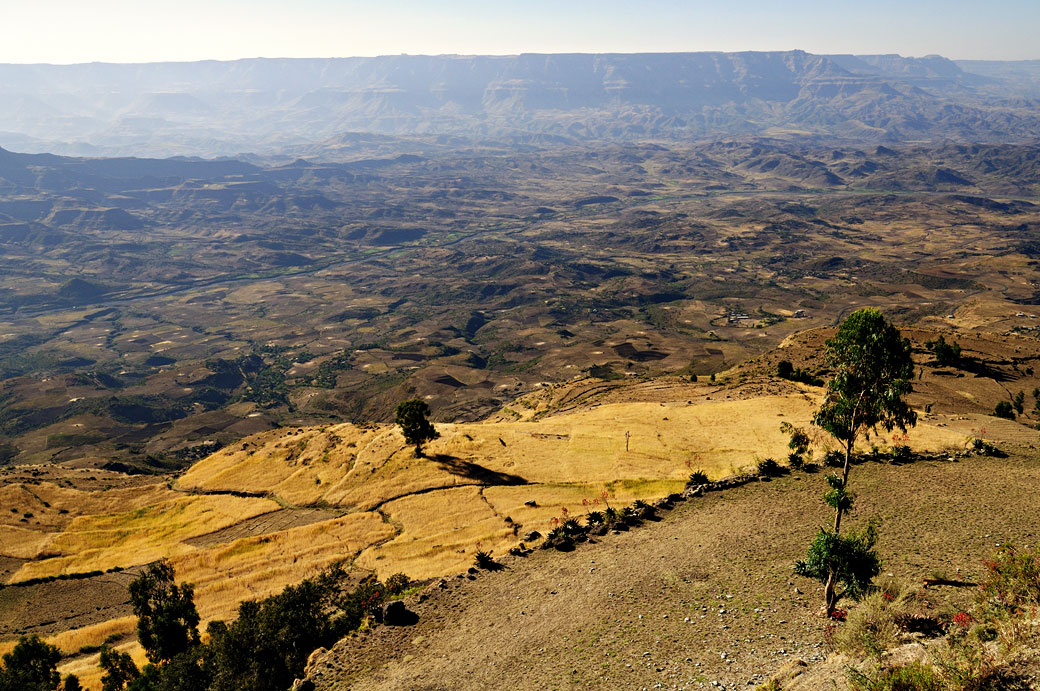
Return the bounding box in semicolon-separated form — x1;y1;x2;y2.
0;378;986;689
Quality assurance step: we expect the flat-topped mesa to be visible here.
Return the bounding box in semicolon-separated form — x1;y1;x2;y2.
0;51;1036;156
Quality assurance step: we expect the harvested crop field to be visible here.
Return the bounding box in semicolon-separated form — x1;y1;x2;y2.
183;507;344;547
0;566;146;639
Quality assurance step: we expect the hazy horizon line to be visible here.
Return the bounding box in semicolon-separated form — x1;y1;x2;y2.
3;49;1039;68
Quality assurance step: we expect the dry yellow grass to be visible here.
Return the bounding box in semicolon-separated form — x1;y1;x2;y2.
58;640;146;691
355;486;512;580
173;510;394;622
0;524;55;559
11;494;280;581
45;616;137;655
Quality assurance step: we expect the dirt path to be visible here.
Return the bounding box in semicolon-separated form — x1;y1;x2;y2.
308;450;1040;691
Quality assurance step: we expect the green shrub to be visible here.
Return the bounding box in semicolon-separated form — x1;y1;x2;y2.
777;360;824;386
925;334;961;367
795;520;881;602
849;662;943;691
384;573;410;596
823;449;845;467
788;452;804;470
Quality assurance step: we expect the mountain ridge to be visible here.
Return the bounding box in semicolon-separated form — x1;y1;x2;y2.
2;50;1038;157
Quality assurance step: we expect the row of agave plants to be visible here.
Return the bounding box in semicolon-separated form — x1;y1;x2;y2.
472;472;714;569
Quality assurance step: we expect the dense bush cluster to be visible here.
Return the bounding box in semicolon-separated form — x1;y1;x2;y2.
78;560;411;691
0;635;78;691
776;360;824;386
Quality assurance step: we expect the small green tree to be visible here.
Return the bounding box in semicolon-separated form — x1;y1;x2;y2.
0;636;61;691
993;400;1016;420
799;308;916;614
128;560;200;665
1013;390;1025;415
780;421;811;466
795;520;881;603
394;399;439;456
98;646;138;691
925;334;961;367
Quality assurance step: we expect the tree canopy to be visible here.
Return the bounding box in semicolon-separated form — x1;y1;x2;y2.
813;307;917;463
128;560;201;665
0;636;63;691
395;399;439;455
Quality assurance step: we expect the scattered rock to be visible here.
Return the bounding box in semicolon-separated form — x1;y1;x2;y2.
523;530;542;541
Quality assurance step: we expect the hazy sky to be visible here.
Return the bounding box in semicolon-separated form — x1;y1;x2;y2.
6;0;1039;64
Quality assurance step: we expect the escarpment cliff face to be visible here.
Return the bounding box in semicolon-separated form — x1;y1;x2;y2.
0;51;1038;157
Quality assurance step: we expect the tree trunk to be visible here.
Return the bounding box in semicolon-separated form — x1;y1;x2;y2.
825;436;854;615
832;438;852;535
823;569;839;613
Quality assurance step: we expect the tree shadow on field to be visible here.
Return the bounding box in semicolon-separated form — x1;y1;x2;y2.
958;356;1015;383
430;454;528;486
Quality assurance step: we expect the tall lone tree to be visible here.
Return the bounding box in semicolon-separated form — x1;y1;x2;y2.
395;399;439;457
796;308;917;614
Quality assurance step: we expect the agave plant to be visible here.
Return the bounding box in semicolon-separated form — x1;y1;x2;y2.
585;510;604;526
688;470;709;486
547;526;567;542
757;457;782;477
562;518;584;536
473;549;497;570
631;499;655;519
